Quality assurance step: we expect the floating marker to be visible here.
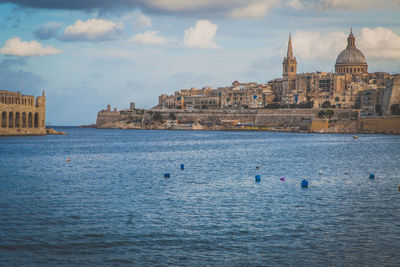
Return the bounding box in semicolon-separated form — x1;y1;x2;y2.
344;172;349;175
66;158;71;162
318;170;323;175
280;177;285;181
369;173;375;179
164;173;170;178
353;136;358;139
301;179;309;188
256;166;260;170
255;174;261;182
180;164;184;170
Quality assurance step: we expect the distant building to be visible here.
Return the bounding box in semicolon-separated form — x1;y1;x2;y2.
0;90;46;135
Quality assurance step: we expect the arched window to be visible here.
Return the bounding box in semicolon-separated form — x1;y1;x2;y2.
22;112;26;128
28;113;33;128
15;112;20;128
291;66;294;72
34;113;39;128
1;112;6;128
8;112;14;128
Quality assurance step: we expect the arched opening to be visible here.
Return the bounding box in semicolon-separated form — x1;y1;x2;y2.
22;112;26;128
1;111;6;128
291;66;294;72
322;101;331;108
28;112;33;128
15;112;20;128
8;112;14;128
34;113;39;128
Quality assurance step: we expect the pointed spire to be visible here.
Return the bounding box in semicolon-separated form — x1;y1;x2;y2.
287;33;294;60
350;27;353;35
42;90;45;97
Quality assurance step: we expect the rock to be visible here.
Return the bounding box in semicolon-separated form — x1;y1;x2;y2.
46;128;67;135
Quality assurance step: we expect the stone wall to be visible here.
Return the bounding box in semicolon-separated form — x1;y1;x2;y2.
96;110;121;127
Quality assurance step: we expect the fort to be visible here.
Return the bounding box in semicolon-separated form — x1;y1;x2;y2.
0;90;46;136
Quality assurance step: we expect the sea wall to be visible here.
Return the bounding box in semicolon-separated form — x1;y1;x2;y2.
310;117;400;134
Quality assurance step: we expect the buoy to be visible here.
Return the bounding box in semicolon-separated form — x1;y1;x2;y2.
255;174;261;182
180;164;184;170
344;172;349;175
280;177;285;181
66;158;71;162
318;170;323;175
301;179;309;188
164;173;170;178
256;166;260;170
369;173;375;179
353;136;358;139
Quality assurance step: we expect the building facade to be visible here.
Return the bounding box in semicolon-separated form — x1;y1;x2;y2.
0;90;46;135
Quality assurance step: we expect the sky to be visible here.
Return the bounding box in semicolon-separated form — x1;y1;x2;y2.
0;0;399;126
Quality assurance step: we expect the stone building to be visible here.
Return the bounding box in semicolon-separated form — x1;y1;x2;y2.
0;90;46;136
274;28;396;114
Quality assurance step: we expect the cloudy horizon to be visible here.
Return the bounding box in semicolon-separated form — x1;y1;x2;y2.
0;0;399;125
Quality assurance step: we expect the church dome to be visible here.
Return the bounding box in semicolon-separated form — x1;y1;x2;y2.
336;47;367;65
335;28;368;74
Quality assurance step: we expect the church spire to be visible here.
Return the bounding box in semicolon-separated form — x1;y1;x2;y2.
287;33;294;60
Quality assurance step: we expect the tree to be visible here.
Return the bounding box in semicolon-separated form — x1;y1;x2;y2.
153;112;162;122
318;110;325;118
169;112;177;120
325;109;334;119
266;103;281;109
391;104;400;115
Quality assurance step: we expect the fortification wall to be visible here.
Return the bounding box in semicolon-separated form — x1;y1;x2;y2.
0;90;46;136
96;111;121;127
357;117;400;134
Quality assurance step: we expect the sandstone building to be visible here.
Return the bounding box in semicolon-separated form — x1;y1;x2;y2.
155;28;399;116
0;90;46;136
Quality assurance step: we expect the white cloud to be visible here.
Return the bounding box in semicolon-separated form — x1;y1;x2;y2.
183;20;219;49
358;27;400;59
0;37;62;57
318;0;400;10
129;31;173;45
62;18;123;41
134;14;152;27
230;0;278;18
146;0;279;18
284;31;347;61
285;0;305;10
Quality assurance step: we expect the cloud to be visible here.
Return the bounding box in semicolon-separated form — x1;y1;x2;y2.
33;22;61;40
317;0;400;10
0;37;62;56
0;0;280;19
129;31;173;45
183;20;219;49
358;27;400;59
134;14;152;27
284;0;305;10
282;31;347;61
0;58;45;94
61;18;123;41
230;0;278;18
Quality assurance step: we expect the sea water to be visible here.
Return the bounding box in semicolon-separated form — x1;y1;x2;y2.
1;128;400;266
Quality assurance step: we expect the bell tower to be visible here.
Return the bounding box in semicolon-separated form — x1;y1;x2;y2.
283;33;297;78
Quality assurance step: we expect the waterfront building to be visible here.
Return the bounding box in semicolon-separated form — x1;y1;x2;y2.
0;90;46;135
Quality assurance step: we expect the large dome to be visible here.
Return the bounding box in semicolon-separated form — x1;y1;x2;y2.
336;47;367;65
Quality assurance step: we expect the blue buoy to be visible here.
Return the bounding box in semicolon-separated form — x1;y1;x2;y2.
255;174;261;182
180;164;184;170
301;179;309;188
164;173;170;178
369;173;375;179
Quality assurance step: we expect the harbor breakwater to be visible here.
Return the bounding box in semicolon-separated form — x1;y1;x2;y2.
95;108;400;134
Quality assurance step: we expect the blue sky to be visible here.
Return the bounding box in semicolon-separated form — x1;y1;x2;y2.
0;0;399;125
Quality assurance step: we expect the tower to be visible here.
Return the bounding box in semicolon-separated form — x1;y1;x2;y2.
283;33;297;78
